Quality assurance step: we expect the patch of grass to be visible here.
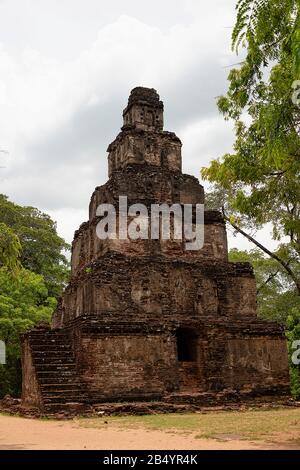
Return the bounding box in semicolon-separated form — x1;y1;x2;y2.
78;407;300;442
0;411;14;417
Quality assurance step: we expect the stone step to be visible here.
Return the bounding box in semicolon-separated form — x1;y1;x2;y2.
29;338;70;343
34;361;74;366
35;365;77;373
43;395;87;400
36;369;77;376
38;381;79;386
28;334;69;339
35;362;76;373
43;389;86;400
32;349;71;355
42;388;85;394
39;380;79;386
28;331;68;336
41;382;82;388
33;351;72;355
43;395;88;403
30;342;71;348
34;362;75;368
41;384;82;389
39;374;78;385
42;386;83;392
42;384;84;391
34;347;71;352
32;345;71;350
36;369;76;376
34;356;75;366
36;372;77;378
33;345;71;349
33;352;74;358
27;332;89;408
43;402;88;412
34;359;73;365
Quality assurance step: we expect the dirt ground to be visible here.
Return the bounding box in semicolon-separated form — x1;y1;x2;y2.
0;410;300;450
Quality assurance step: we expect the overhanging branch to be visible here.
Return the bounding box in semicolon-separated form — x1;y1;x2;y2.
222;206;300;294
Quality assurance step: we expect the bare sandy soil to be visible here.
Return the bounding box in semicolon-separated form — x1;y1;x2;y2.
0;414;299;450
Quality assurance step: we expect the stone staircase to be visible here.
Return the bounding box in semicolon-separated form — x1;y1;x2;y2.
28;330;87;412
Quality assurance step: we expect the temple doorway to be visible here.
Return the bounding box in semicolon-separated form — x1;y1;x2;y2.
176;328;201;391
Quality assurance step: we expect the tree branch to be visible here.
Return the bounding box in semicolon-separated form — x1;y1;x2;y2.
222;207;300;294
257;269;280;294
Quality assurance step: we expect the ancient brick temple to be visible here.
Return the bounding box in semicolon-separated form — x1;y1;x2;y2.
22;87;290;412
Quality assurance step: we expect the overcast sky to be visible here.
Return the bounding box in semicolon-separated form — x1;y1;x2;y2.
0;0;276;250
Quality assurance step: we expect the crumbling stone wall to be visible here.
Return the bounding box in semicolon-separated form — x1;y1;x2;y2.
75;332;177;401
53;255;258;326
21;337;43;408
71;210;227;275
21;87;290;411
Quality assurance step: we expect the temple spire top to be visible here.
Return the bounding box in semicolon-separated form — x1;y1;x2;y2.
122;86;164;131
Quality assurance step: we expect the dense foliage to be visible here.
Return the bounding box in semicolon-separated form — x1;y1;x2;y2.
0;195;70;397
0;195;69;298
202;0;300;293
0;223;21;273
0;268;56;396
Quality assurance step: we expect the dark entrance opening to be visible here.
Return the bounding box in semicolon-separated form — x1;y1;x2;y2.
176;328;197;362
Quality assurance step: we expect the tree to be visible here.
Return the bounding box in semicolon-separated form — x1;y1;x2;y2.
232;1;300;77
0;195;70;298
201;0;300;293
0;196;70;396
0;223;21;273
0;267;56;396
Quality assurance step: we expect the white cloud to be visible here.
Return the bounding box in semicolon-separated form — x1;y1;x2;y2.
47;207;88;247
179;117;235;178
0;1;258;251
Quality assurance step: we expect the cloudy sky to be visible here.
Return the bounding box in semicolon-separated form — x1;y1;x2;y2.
0;0;275;250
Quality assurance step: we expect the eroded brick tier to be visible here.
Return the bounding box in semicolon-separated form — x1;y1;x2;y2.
21;87;290;412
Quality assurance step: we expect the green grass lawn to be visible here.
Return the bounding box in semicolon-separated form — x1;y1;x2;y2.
78;407;300;443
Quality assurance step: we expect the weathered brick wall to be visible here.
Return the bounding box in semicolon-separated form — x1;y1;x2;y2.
200;322;290;394
54;316;290;400
225;337;290;390
74;333;178;400
88;166;204;222
108;131;182;176
71;212;228;275
21;322;290;407
21;338;43;408
53;254;257;328
22;87;291;409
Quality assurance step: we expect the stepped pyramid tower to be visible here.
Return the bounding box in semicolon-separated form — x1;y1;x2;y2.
21;87;290;412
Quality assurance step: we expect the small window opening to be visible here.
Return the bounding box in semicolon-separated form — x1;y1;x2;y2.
176;328;197;362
